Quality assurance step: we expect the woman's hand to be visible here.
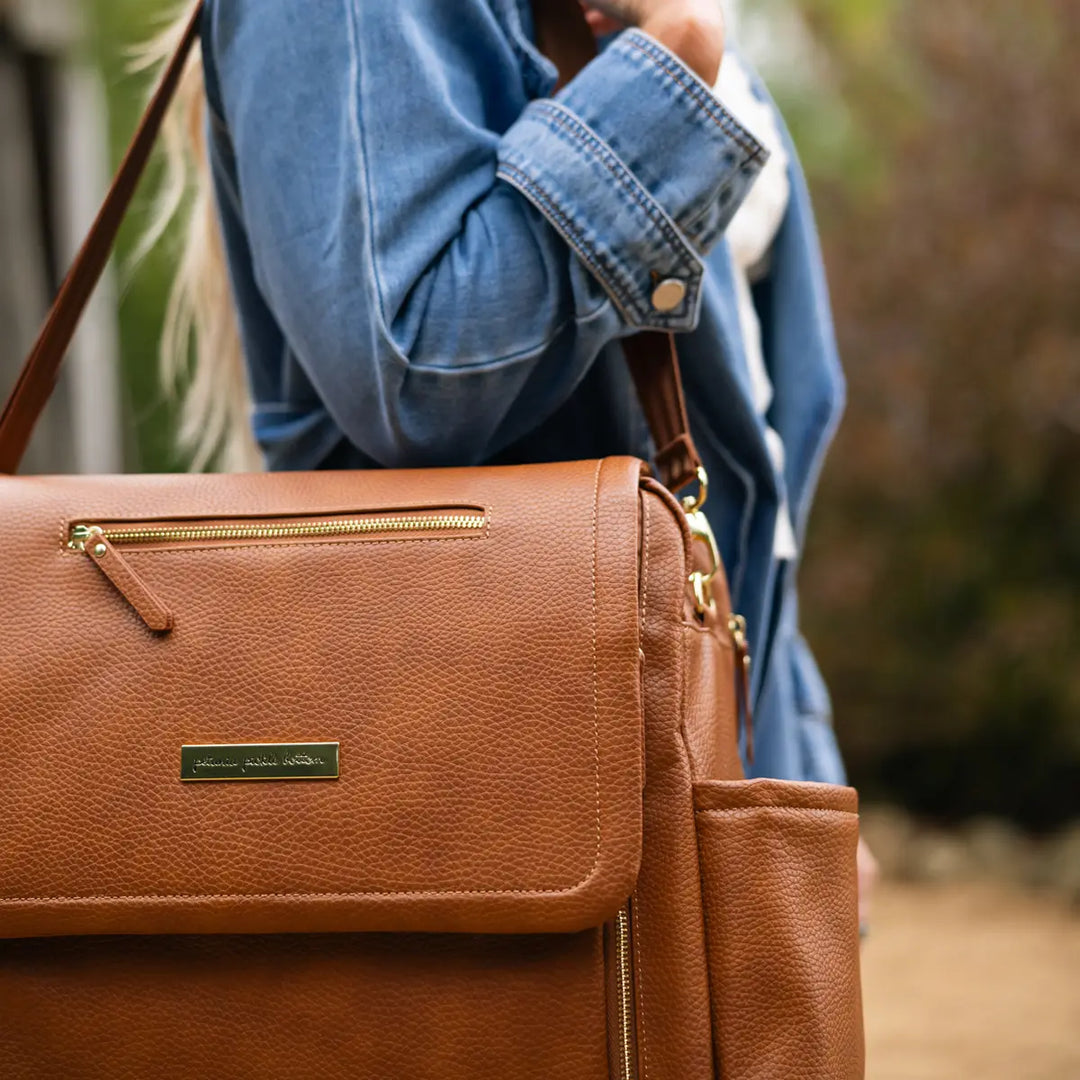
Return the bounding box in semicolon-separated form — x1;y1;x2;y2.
583;0;725;83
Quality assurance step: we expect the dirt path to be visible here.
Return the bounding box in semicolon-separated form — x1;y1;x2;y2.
862;881;1080;1079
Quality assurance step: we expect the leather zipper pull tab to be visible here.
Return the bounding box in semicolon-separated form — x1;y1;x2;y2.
79;527;174;633
729;615;754;765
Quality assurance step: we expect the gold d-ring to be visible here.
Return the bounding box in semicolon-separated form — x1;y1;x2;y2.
686;505;721;616
679;466;709;516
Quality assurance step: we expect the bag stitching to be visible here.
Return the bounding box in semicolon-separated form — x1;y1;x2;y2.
497;160;639;318
640;493;650;635
621;33;765;158
11;468;607;907
631;887;651;1080
633;499;651;1078
695;807;857;818
528;100;700;269
693;803;719;1072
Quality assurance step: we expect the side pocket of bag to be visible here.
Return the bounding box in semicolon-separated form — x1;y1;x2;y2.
694;779;865;1080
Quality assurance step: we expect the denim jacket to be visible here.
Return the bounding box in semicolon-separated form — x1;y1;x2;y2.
201;0;848;784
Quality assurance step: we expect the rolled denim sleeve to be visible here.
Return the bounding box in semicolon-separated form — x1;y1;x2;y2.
207;0;767;467
499;29;767;330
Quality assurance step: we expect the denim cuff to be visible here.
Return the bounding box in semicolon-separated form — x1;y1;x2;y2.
497;29;767;330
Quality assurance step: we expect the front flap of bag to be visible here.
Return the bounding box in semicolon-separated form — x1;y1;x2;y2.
0;458;645;938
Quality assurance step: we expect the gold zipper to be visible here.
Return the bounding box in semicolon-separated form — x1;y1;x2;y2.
68;512;486;550
615;904;637;1080
67;510;486;631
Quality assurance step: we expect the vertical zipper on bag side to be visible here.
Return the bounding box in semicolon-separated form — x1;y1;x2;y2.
614;903;638;1080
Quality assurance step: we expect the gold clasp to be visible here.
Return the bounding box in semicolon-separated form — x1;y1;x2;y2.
686;505;721;616
679;465;709;516
678;466;718;614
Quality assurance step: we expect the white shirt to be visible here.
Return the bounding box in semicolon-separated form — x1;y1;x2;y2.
713;49;799;560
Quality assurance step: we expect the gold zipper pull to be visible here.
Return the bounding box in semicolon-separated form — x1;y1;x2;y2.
73;526;174;633
728;614;754;765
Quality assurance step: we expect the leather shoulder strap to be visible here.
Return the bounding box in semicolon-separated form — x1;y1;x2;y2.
0;0;702;494
0;2;204;476
530;0;702;494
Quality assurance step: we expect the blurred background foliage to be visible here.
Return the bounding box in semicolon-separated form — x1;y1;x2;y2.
773;0;1080;830
85;0;1079;829
88;0;189;473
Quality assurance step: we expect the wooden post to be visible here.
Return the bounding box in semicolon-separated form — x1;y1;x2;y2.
0;0;123;474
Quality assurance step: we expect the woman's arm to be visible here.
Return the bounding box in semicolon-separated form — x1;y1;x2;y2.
206;0;765;467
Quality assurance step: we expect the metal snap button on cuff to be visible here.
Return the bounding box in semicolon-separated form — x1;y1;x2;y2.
651;277;687;313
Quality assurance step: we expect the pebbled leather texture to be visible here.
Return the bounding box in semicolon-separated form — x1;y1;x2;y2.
625;482;719;1080
694;779;865;1080
0;463;867;1078
0;929;612;1080
0;459;643;938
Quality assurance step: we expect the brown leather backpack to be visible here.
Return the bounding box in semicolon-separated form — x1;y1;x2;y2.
0;3;864;1077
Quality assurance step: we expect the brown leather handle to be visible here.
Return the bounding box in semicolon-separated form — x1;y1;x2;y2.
0;0;702;493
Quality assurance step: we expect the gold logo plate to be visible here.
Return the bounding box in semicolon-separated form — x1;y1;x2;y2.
180;743;340;782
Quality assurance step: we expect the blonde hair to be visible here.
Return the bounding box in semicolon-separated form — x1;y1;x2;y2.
140;10;262;473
